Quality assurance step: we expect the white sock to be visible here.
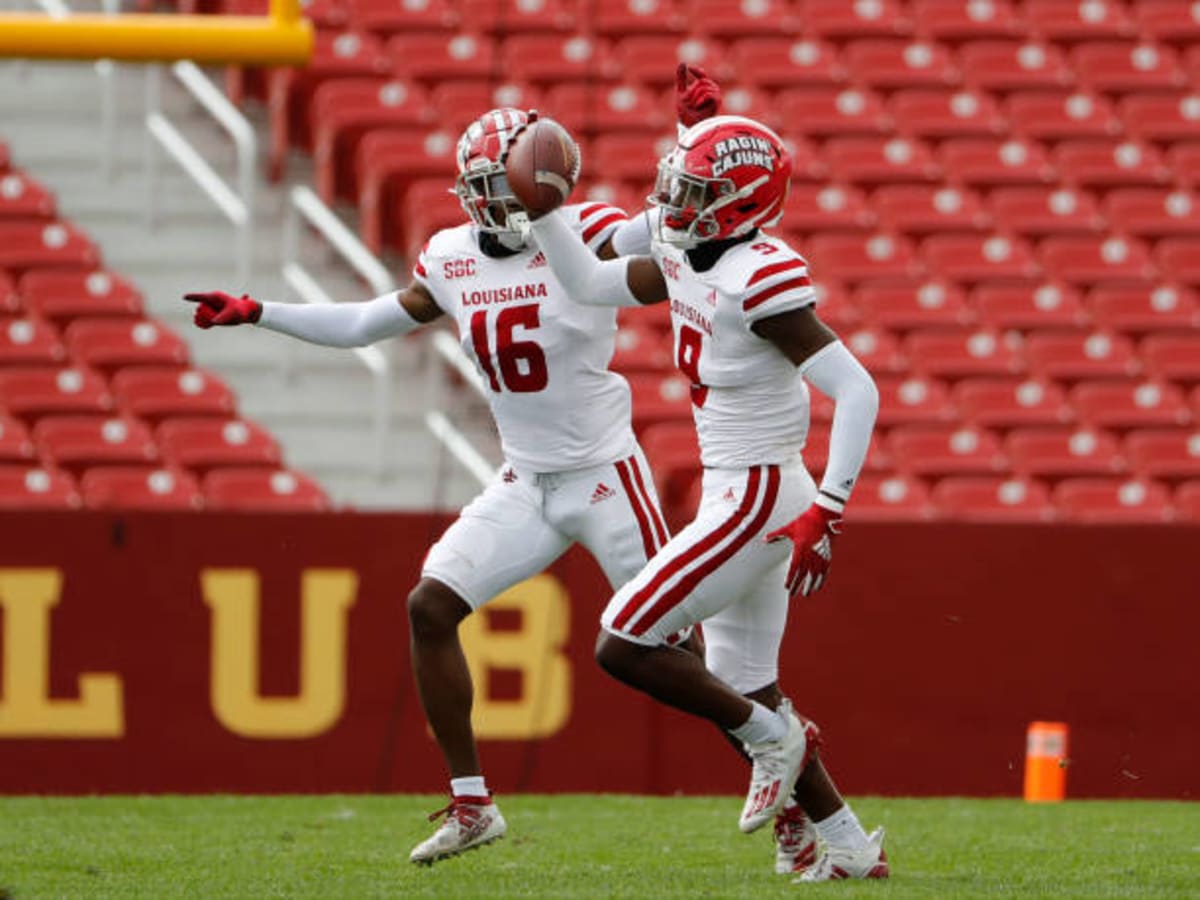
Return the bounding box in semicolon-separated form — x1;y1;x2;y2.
729;701;787;745
814;803;870;850
450;776;488;800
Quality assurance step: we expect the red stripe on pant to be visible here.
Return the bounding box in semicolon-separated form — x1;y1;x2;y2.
615;457;661;560
624;453;669;549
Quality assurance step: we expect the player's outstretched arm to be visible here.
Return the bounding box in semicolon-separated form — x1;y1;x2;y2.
183;284;442;348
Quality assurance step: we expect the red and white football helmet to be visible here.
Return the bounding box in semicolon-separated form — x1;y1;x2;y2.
650;115;792;248
455;108;532;244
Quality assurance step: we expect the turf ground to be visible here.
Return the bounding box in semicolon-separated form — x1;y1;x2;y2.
0;795;1195;898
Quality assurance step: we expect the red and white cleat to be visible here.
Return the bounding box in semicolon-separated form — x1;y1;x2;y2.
409;794;507;865
794;827;890;882
739;700;816;834
774;801;819;875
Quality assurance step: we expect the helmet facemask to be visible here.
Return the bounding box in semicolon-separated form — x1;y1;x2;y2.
650;152;771;249
455;164;530;249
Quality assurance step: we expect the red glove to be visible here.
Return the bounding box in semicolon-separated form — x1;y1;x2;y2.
765;500;843;600
183;291;262;329
675;63;722;128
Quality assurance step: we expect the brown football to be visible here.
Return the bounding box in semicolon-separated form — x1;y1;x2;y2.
503;117;581;216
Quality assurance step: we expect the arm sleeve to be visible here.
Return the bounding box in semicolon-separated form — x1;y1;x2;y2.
529;211;641;308
610;210;656;257
257;291;421;348
799;341;879;510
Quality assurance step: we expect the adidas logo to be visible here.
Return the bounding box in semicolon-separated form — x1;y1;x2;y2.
527;251;547;269
590;482;616;504
502;468;517;483
705;288;717;307
722;487;737;503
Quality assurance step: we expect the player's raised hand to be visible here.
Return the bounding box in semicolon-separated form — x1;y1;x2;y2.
675;62;722;127
765;501;843;600
183;291;262;329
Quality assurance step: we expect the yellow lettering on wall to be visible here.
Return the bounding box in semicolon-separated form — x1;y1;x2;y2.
0;568;123;738
460;575;571;739
203;568;356;739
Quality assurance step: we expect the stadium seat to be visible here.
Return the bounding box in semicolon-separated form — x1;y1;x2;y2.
0;465;81;509
309;79;432;202
1088;283;1199;333
822;136;939;185
33;415;158;474
1102;189;1200;238
0;317;65;366
776;88;892;138
398;178;471;258
1135;0;1200;43
349;0;456;34
904;328;1024;378
0;271;15;315
1052;477;1173;522
847;474;935;521
874;375;956;426
1119;93;1200;142
544;83;668;138
1006;427;1125;478
502;34;607;84
922;233;1039;283
956;41;1073;91
911;0;1022;42
202;467;331;511
1140;333;1200;383
17;270;143;325
65;319;189;374
1052;140;1170;188
0;170;56;220
687;0;797;37
1125;429;1200;481
156;417;282;475
954;377;1074;427
609;35;729;87
972;281;1089;330
1166;143;1200;187
844;327;907;375
428;81;541;135
799;421;892;477
1070;380;1191;430
1155;237;1200;285
889;89;1006;139
932;475;1054;521
0;366;113;421
1177;480;1200;520
590;0;684;36
0;415;34;463
887;424;1008;477
782;184;875;234
626;371;693;433
637;419;699;514
80;466;202;510
460;0;578;33
844;39;958;89
988;186;1104;236
1008;92;1121;140
1025;331;1139;380
111;367;235;423
617;302;672;337
873;185;989;234
805;233;921;284
355;129;458;255
610;319;673;374
590;133;677;188
802;0;912;41
936;137;1055;187
1023;0;1134;42
1038;235;1155;285
1072;41;1187;93
388;32;495;85
809;281;859;333
728;38;846;90
0;141;8;172
854;279;971;331
0;221;100;278
710;85;778;129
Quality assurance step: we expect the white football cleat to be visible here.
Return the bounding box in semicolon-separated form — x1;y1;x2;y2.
794;827;890;882
409;794;507;865
738;700;814;834
774;801;819;875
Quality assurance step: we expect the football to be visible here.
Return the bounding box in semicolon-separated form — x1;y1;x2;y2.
503;116;581;216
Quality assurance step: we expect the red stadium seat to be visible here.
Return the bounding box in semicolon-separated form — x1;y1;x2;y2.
203;467;331;511
544;83;668;138
389;33;495;84
1039;235;1155;285
356;129;458;255
610;319;673;374
310;78;431;202
822;137;940;185
0;221;100;278
1135;1;1200;43
931;476;1054;522
638;419;699;513
609;36;729;87
460;0;578;33
0;170;56;220
157;417;282;474
1052;478;1173;522
65;319;189;374
617;303;672;337
810;281;859;333
0;366;113;421
873;185;989;234
956;41;1073;91
954;377;1074;427
687;0;797;38
922;233;1039;283
1052;140;1170;188
33;415;158;474
1125;429;1200;481
972;281;1088;331
428;81;541;135
806;233;921;284
989;186;1104;236
802;0;912;41
1007;427;1124;477
1140;333;1200;383
1070;380;1191;429
1102;189;1200;238
0;141;8;172
1177;480;1200;520
502;34;606;84
1072;41;1187;93
848;475;934;521
0;271;15;315
590;0;684;36
398;178;469;258
1166;143;1200;187
80;466;202;510
1155;237;1200;285
904;328;1024;378
590;133;677;187
626;371;693;433
844;327;907;375
0;317;65;366
889;89;1006;139
782;184;875;234
0;415;34;463
348;0;456;34
776;88;891;138
1088;283;1200;333
0;466;81;509
1025;331;1139;380
937;138;1055;187
799;421;892;478
1023;0;1134;42
17;270;143;325
112;367;235;422
874;375;956;426
728;38;846;90
844;39;958;89
1119;93;1200;142
1007;91;1121;140
712;85;778;128
911;0;1022;42
854;280;972;331
887;424;1008;477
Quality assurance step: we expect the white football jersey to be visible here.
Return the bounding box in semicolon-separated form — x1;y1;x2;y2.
415;202;635;473
651;232;818;468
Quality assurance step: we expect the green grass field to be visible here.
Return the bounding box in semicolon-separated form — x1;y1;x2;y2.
0;795;1195;898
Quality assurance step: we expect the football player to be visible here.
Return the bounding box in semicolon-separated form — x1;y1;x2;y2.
517;113;890;882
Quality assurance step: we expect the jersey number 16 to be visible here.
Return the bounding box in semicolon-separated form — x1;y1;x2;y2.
469;304;549;394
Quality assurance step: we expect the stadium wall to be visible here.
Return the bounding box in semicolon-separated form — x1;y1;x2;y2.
0;512;1194;799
